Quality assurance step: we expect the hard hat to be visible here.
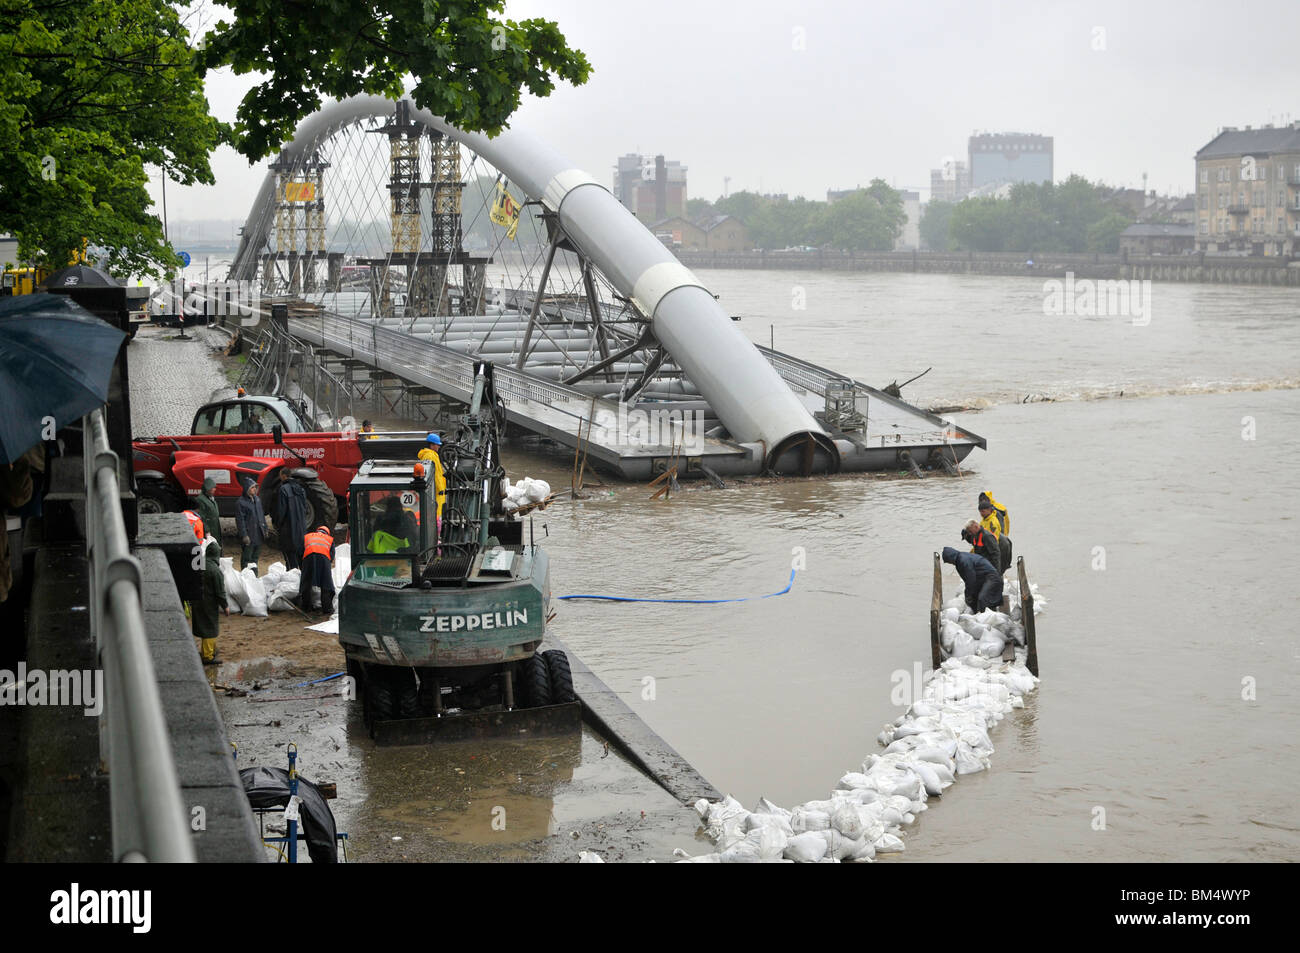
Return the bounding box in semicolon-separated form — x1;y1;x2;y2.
425;433;441;446
317;526;330;535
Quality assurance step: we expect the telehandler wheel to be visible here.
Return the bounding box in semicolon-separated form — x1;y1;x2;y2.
301;476;339;531
366;670;398;723
396;671;421;718
543;650;576;704
520;653;552;708
137;481;183;515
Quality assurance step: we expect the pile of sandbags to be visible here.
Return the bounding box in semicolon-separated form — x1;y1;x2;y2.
501;477;551;514
675;587;1046;864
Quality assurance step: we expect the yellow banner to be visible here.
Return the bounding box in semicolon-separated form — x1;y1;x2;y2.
489;182;520;240
283;182;316;202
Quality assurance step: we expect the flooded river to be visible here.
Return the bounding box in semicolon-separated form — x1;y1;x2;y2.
502;270;1300;862
184;268;1300;861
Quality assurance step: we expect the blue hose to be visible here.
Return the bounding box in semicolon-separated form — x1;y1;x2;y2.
559;569;797;604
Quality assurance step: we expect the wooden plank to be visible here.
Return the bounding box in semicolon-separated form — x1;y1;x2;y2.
929;552;943;669
1017;556;1039;676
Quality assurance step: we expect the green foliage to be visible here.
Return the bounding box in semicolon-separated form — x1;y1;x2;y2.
706;181;905;251
199;0;592;161
685;198;716;220
1;0;588;275
920;201;954;251
946;175;1136;254
0;0;223;274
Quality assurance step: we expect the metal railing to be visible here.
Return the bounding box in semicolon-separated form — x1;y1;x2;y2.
84;407;195;862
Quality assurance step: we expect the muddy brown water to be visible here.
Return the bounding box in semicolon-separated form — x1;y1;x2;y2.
166;272;1300;862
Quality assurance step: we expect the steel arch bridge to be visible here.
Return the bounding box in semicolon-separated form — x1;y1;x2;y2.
230;95;983;477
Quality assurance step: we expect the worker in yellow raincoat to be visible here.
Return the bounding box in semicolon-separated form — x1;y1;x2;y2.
977;492;1012;573
416;433;447;533
978;490;1010;536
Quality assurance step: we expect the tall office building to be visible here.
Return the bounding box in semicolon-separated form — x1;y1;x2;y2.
968;133;1053;189
613;153;688;222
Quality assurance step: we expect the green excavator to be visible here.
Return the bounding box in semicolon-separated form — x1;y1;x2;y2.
338;362;579;743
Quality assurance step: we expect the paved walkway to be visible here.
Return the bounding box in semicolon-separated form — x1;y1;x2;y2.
127;325;231;436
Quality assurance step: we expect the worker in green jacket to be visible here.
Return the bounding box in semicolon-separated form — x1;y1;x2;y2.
192;533;229;665
195;476;223;551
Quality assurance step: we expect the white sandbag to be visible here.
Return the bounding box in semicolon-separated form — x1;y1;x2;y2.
835;772;872;792
240;567;268;617
719;839;762;863
821;828;860;861
975;609;1012;629
221;561;248;613
940;620;963;652
702;796;748;845
783;831;828;863
977;633;1006;658
789;807;831;832
753;824;787;860
577;850;604;863
267;568;302;612
830;803;871;840
942;606;959;623
331;543;351;590
751;796;792;820
907;760;946;796
259;562;285;592
743;812;793;837
954;741;987;775
909;701;938;719
874;832;906;853
950;631;976;658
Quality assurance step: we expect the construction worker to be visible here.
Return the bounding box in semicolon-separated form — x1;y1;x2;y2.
184;510;228;665
978;491;1010;535
417;433;447;531
977;498;1012;571
182;509;204;543
961;520;1001;574
195;476;223;551
360;420;376;439
299;525;336;616
942;546;1003;614
236;477;268;570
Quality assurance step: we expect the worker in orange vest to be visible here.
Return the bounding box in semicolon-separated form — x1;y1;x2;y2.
299;524;336;616
183;509;204;542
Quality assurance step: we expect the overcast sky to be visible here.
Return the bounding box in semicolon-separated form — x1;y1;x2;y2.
156;0;1300;221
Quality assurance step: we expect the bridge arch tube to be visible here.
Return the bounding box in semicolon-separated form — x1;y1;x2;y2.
247;96;839;472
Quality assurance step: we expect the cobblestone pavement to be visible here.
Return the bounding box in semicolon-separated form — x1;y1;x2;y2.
127;324;231;435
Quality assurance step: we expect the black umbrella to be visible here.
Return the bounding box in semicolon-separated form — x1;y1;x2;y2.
0;293;126;463
42;263;122;290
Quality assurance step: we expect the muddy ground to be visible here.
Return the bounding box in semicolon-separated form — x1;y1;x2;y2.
200;530;707;864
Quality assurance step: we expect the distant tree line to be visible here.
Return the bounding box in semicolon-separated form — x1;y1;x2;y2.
688;181;907;251
920;175;1134;254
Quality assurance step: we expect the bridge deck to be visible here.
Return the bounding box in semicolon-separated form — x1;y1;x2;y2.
288;309;984;478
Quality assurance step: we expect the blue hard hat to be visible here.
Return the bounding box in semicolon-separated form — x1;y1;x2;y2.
425;433;442;446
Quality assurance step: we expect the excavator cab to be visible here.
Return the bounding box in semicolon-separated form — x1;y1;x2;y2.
348;463;433;582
